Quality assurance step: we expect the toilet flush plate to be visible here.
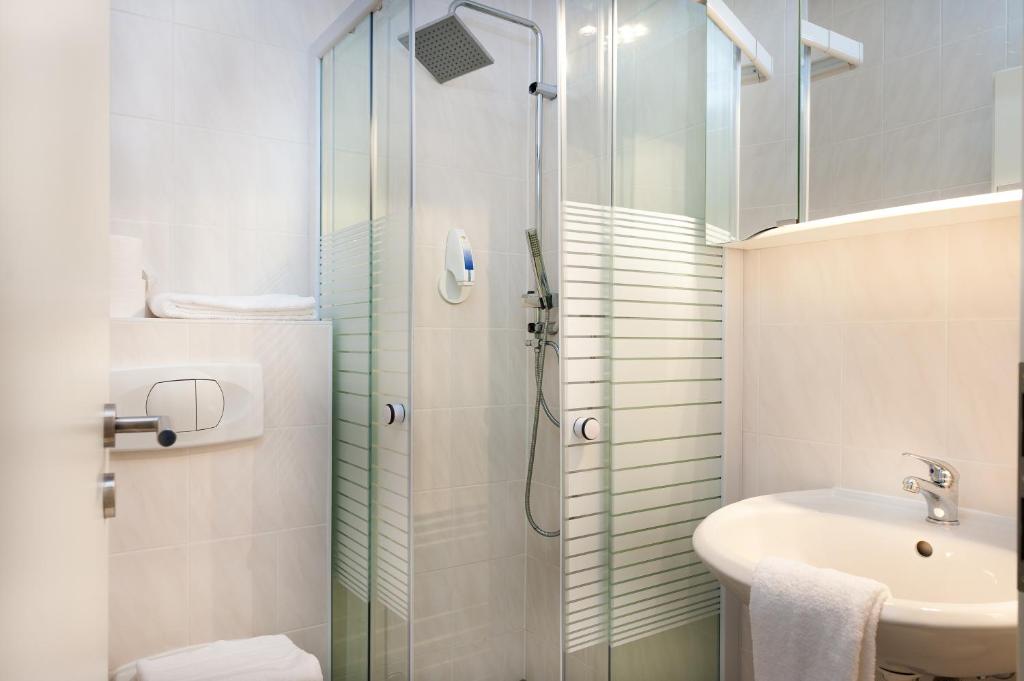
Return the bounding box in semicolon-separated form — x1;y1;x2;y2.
110;364;262;451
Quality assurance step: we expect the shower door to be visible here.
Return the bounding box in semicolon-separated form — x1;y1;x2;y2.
561;0;724;678
319;2;413;679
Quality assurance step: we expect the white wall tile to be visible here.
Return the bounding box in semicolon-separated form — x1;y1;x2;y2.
759;240;843;323
947;320;1018;465
754;435;841;494
831;66;882;142
939;108;995;190
109;452;188;552
189;441;256;540
277;526;329;631
167;224;231;295
111;319;189;368
173;26;259;138
109;547;189;669
940;0;1006;46
188;534;277;642
843;321;947;452
883;0;940;59
947;217;1020;319
839;444;921;496
882;120;941;198
413;409;453;492
952;459;1017;516
830;134;883;208
838;226;946;321
111;12;173;119
253;426;331;531
882;48;941;129
758;324;842;443
941;28;1007;116
172;15;308;141
111;115;174;223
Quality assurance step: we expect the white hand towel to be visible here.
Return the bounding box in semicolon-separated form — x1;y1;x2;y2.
135;635;322;681
149;293;317;321
750;557;890;681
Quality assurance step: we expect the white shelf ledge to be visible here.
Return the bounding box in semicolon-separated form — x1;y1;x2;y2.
727;190;1022;250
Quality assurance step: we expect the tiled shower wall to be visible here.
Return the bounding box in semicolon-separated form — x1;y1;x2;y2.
107;319;332;672
409;0;560;677
109;0;346;296
729;215;1020;672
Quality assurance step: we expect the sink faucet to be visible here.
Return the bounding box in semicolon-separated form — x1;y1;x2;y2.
901;452;959;525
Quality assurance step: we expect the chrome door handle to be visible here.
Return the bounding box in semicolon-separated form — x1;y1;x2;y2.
103;403;177;448
102;473;116;519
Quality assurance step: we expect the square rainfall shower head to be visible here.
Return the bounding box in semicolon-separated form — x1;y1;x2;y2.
398;14;495;84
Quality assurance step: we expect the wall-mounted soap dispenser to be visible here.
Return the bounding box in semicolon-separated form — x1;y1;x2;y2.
438;228;474;304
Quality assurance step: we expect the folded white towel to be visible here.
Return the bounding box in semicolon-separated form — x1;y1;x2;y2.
149;293;317;321
134;635;322;681
750;557;890;681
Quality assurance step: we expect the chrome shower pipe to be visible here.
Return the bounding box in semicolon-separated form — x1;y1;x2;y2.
447;0;549;246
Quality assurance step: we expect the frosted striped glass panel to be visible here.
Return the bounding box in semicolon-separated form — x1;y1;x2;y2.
563;203;612;658
607;204;722;648
322;222;376;603
368;215;411;621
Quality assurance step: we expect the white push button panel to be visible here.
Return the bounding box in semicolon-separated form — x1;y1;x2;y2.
195;379;225;430
147;380;198;432
110;364;262;451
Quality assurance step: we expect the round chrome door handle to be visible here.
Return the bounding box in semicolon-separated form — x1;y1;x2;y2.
383;403;407;425
573;417;600;441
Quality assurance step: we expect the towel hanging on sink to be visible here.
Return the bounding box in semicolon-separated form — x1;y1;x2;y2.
750;556;890;681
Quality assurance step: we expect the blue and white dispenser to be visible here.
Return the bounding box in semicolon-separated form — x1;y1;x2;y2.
438;228;474;304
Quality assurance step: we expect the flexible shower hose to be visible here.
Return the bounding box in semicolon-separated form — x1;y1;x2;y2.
526;307;560;537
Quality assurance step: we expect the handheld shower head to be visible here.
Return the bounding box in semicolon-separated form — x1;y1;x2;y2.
525;228;553;309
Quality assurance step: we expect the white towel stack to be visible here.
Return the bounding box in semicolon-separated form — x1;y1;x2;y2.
750;557;890;681
131;635;322;681
148;293;317;321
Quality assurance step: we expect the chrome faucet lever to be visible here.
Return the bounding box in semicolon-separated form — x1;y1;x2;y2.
901;452;959;525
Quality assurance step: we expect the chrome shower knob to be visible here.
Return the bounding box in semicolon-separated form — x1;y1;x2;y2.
572;417;600;441
383;402;407;425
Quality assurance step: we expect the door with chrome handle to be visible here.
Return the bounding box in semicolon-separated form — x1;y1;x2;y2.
102;403;178;520
103;403;178;448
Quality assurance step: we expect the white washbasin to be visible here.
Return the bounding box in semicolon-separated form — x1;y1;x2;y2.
692;488;1016;677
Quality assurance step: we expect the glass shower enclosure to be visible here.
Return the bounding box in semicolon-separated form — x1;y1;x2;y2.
317;0;746;677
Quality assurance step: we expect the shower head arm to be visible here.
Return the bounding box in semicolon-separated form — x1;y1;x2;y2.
447;0;541;36
444;0;550;246
446;0;544;82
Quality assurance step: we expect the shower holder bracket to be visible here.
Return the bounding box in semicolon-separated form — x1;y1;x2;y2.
529;81;557;100
521;291;558;309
